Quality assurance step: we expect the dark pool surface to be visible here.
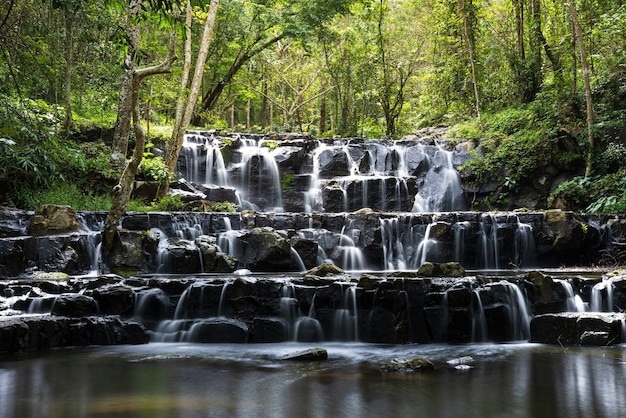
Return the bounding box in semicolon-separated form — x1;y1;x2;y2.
1;342;625;418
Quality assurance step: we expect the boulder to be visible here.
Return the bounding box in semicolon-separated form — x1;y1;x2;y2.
317;148;350;178
239;227;294;272
250;317;286;343
380;357;435;373
187;318;249;343
28;205;81;236
530;312;623;345
282;347;328;361
290;237;319;269
51;294;99;317
305;263;345;277
88;284;135;316
418;262;466;277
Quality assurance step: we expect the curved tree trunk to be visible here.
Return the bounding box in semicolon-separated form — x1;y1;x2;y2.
102;25;177;260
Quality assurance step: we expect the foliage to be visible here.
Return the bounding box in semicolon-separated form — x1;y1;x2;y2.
14;183;112;211
138;156;172;186
548;169;626;214
459;105;559;191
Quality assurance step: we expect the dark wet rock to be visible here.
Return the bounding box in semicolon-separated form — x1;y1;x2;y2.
88;284;135;316
539;210;601;264
282;347;328;361
250;317;286;343
187;318;249;343
239;227;293;272
317;148;350;178
380;357;435;373
51;294;99;317
160;239;203;274
28;205;80;236
0;315;148;353
530;312;623;345
108;229;145;275
290;237;319;269
0;208;30;237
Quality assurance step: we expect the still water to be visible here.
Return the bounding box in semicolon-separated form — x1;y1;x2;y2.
1;342;625;418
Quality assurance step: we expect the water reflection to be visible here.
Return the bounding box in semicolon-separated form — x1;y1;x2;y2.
1;343;625;418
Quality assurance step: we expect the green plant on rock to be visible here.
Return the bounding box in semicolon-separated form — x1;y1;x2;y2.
262;140;278;150
281;173;294;191
138;156;171;186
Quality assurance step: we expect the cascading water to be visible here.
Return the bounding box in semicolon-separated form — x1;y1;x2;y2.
495;281;531;341
235;137;284;212
332;283;359;341
590;277;615;312
554;279;586;312
514;217;537;268
471;289;488;342
478;214;502;270
412;142;465;212
178;133;228;186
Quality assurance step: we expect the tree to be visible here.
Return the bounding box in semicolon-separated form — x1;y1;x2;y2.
159;0;219;199
568;0;594;177
459;0;481;123
195;0;356;120
102;0;177;258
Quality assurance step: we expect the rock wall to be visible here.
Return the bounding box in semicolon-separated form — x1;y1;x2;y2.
0;208;619;277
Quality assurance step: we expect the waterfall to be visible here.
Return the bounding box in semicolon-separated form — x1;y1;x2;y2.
178;133;228;185
416;222;435;267
338;216;366;271
237;137;284;212
453;221;471;265
554;279;585;312
497;281;531;341
332;283;359;341
471;290;488;342
514;217;537;268
413;143;465;212
478;214;501;270
293;293;324;342
590;277;615;312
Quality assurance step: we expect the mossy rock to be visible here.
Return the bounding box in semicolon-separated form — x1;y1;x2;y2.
381;357;435;373
417;262;466;277
305;263;346;277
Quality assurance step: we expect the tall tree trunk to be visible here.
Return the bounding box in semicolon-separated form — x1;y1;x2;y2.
319;92;326;134
513;0;525;59
159;0;219;200
110;0;141;170
62;9;74;136
568;0;594;177
460;0;481;123
102;25;177;260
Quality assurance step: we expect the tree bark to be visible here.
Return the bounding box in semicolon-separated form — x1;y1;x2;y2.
102;26;177;260
110;0;141;170
159;0;219;200
460;0;481;123
62;8;74;136
568;0;594;177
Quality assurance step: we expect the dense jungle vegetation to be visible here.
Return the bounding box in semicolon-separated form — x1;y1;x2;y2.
1;0;625;213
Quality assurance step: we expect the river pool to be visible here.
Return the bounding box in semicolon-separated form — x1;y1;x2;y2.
1;342;625;418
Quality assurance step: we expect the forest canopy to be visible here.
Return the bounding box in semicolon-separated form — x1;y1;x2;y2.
1;0;625;213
